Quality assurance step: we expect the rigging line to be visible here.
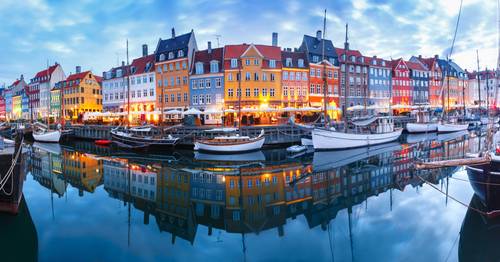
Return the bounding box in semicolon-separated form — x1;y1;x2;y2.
416;174;488;216
444;232;460;262
448;0;464;59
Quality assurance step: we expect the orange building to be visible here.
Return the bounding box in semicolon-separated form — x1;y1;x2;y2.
154;29;197;115
281;49;309;108
309;61;340;119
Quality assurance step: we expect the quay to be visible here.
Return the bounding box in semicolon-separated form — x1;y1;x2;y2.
68;116;414;146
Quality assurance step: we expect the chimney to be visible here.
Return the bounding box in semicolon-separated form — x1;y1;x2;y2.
373;55;377;59
434;54;439;59
418;55;422;59
76;66;81;74
316;30;322;41
20;74;23;80
122;61;125;67
171;27;176;38
142;44;148;57
208;41;212;54
294;47;298;52
272;32;278;47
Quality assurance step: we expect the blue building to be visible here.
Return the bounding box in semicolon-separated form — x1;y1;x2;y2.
436;58;468;108
298;30;338;65
21;92;30;119
189;42;224;124
406;60;429;105
367;56;392;112
190;171;226;221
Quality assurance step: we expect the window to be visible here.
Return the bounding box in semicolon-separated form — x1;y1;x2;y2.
228;73;233;81
290;72;295;81
245;72;251;81
245;59;250;65
245;88;250;97
310;68;315;77
205;79;211;88
199;80;205;89
262;88;268;96
254;88;259;97
178;50;184;57
195;62;203;74
302;72;307;81
269;59;276;68
270;73;275;81
228;88;234;97
192;80;197;89
168;52;174;59
286;58;292;67
216;78;222;88
298;59;304;68
175;62;180;70
254;73;259;81
206;94;211;104
159;54;165;61
231;59;238;68
193;95;198;105
254;59;259;65
312;56;319;63
171;94;174;102
316;69;321;77
210;61;219;73
182;61;187;69
262;73;267;81
270;88;275;97
283;72;288;80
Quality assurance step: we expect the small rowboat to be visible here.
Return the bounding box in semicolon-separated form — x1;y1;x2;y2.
95;139;112;146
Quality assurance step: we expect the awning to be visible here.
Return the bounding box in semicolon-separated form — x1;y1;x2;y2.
183;108;203;115
165;109;182;114
351;117;378;126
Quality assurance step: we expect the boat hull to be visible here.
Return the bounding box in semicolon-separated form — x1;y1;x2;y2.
312;128;403;150
33;130;61;143
110;130;178;148
194;137;265;153
301;137;313;146
466;163;500;217
406;123;437;133
437;123;469;133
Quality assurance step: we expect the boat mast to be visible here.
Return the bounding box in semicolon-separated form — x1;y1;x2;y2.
343;24;349;132
462;77;466;117
321;9;328;128
126;39;131;128
476;50;482;111
446;58;450;121
486;67;490;117
238;58;242;135
46;59;51;131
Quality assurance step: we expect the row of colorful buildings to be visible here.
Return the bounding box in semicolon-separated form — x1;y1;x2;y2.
1;28;498;123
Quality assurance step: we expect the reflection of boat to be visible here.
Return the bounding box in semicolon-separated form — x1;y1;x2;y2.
313;142;402;172
436;130;468;142
194;150;266;162
194;130;265;153
406;111;437;133
405;132;438;144
459;194;500;262
33;142;62;155
0;197;38;262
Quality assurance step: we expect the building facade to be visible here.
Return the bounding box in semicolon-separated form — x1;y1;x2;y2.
129;49;156;123
223;44;282;124
467;69;497;108
390;58;412;112
411;56;443;108
189;42;224;124
367;56;392;112
155;29;198;114
28;63;65;119
102;63;129;113
336;48;369;109
50;86;61;120
406;60;429;105
58;68;103;122
437;59;468;110
281;49;310;108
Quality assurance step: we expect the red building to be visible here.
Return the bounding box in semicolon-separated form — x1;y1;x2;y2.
412;55;443;108
0;96;5;120
390;58;412;113
308;60;340;117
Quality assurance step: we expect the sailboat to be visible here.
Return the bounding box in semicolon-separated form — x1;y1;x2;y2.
193;56;265;153
312;15;402;150
33;61;61;143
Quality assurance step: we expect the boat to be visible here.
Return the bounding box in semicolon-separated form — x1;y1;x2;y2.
194;129;265;153
194;150;266;162
466;163;500;218
312;117;403;150
301;137;313;146
110;128;179;148
287;145;307;154
406;110;437;133
95;139;112;146
437;122;469;133
32;129;61;143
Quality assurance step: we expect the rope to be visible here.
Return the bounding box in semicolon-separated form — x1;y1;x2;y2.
416;174;488;216
448;175;500;186
0;137;24;195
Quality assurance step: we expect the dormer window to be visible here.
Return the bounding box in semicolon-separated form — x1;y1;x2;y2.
328;58;335;65
210;61;219;73
178;50;184;57
350;56;356;62
131;66;136;74
231;59;238;68
298;59;304;68
312;56;319;63
195;62;204;74
168;52;174;59
116;69;123;78
159;54;165;61
360;57;364;63
269;59;276;68
286;58;292;67
382;61;386;66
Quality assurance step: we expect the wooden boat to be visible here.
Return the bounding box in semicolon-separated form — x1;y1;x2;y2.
32;129;61;143
406;110;438;133
466;162;500;218
312;117;403;150
194;129;265;153
0;137;23;215
110;128;179;148
95;139;112;146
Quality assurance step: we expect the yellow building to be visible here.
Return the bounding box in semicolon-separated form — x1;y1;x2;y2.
62;150;103;195
12;95;22;119
223;44;282;124
59;69;102;122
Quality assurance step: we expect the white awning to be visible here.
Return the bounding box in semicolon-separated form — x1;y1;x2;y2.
165;109;182;114
183;108;203;115
347;105;365;111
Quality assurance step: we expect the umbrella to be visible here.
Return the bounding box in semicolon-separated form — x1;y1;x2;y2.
183;108;203;115
165;109;182;114
203;108;222;114
224;109;236;113
282;107;297;112
347;105;364;111
241;108;260;113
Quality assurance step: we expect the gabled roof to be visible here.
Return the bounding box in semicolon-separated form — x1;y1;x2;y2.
281;50;308;69
191;47;224;74
32;64;59;83
405;60;427;71
335;48;366;65
299;35;337;59
436;59;466;78
66;71;90;81
94;75;102;84
155;31;193;62
103;65;130;80
223;44;282;69
130;54;155;75
364;56;391;68
390;58;409;70
467;70;496;80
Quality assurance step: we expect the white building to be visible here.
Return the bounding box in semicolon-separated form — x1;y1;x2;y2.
128;45;156;122
467;70;499;107
102;63;129;112
29;63;65;119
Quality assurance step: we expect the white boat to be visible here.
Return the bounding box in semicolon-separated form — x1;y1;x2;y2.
194;130;265;153
312;117;403;150
287;145;307;154
301;137;313;146
406;123;438;133
437;123;469;133
33;130;61;143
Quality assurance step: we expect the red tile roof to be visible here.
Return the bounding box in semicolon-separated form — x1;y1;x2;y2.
335;48;364;64
191;47;224;74
130;54;155;75
364;56;391;68
10;79;21;87
33;64;59;80
66;71;90;81
94;75;102;84
224;44;282;69
405;60;427;71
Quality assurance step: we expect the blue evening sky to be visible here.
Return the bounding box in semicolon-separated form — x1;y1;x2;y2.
0;0;497;86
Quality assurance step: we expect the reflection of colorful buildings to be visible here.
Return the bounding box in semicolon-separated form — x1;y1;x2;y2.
62;151;103;196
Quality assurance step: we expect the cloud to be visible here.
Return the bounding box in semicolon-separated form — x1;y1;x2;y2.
44;42;73;54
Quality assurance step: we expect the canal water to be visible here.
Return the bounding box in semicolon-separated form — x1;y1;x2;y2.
5;130;494;261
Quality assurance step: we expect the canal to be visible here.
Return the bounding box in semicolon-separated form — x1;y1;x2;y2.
2;129;494;261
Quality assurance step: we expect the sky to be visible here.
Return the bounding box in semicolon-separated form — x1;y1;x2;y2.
0;0;498;86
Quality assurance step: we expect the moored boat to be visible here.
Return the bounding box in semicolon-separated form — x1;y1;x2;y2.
32;129;61;143
437;123;469;133
406;122;438;133
194;130;265;153
95;139;112;146
110;128;179;148
312;117;403;150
